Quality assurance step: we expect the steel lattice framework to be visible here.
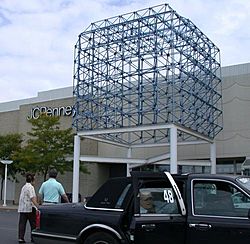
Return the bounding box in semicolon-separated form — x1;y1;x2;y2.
73;3;223;146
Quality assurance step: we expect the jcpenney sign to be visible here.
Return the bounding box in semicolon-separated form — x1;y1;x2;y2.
27;106;76;120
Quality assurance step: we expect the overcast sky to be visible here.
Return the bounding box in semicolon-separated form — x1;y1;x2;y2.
0;0;249;103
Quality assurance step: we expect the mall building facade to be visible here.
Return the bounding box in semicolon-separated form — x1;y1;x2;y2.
0;62;250;203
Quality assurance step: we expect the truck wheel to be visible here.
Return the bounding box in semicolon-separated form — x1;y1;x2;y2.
84;231;119;244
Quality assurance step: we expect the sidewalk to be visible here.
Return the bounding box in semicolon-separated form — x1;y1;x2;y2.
0;201;18;211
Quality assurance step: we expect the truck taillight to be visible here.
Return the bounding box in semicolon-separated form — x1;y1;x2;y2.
36;210;41;229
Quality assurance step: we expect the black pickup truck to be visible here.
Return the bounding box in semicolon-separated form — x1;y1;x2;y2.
32;172;250;244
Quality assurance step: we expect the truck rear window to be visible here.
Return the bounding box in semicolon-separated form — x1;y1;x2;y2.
86;177;131;209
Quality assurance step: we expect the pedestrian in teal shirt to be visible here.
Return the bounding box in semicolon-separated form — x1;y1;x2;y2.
38;168;69;204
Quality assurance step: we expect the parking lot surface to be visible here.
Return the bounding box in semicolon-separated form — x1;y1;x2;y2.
0;208;33;244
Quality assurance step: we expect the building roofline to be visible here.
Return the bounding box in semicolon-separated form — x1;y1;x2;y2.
0;86;73;112
221;62;250;77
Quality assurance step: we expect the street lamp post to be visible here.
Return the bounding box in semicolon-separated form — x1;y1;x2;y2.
1;160;13;207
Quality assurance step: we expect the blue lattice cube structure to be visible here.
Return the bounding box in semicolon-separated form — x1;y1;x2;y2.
73;4;222;145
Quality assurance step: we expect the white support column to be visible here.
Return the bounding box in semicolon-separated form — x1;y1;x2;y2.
127;147;132;176
1;160;13;207
72;135;80;203
3;164;7;206
210;142;216;174
170;126;178;174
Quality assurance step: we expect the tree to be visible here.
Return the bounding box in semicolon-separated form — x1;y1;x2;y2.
15;113;88;181
0;133;23;200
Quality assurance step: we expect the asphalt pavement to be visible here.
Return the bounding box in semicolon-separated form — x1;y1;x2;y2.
0;206;34;244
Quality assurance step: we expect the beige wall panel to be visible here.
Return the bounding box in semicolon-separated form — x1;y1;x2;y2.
178;144;210;160
223;83;250;101
14;174;27;204
0;110;19;134
222;100;250;131
216;131;250;158
98;143;127;158
217;71;250;159
81;138;98;155
216;141;224;158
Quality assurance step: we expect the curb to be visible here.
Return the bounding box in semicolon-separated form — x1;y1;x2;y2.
0;205;18;211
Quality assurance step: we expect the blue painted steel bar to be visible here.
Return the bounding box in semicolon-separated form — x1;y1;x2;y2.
73;3;223;145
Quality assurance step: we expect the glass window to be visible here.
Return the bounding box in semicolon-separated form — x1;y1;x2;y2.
236;176;250;191
87;178;131;209
139;187;179;214
115;184;131;208
193;180;250;218
232;191;250;210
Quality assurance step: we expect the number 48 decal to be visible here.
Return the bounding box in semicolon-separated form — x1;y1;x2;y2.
164;189;174;203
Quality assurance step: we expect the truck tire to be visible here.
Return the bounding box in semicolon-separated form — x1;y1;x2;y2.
84;231;119;244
